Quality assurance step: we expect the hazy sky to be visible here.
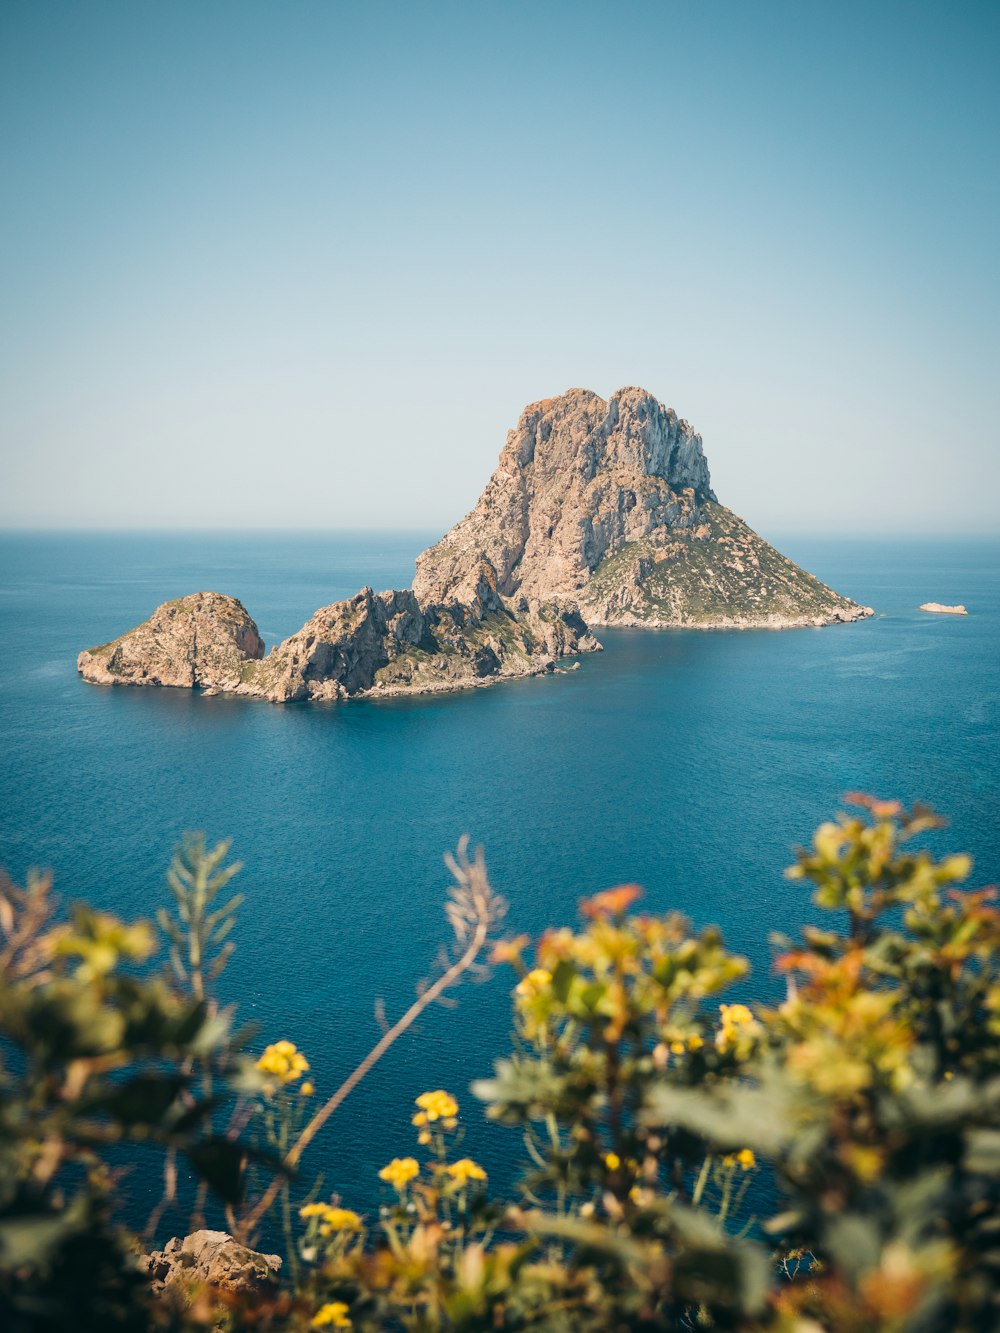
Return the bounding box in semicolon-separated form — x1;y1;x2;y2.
2;1;998;535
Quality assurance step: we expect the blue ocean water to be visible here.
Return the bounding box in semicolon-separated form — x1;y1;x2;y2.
0;531;998;1217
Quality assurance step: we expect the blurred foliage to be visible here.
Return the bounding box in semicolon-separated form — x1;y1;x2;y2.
0;845;266;1332
2;797;998;1331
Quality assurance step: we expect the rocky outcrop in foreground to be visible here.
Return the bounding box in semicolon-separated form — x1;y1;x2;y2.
78;386;872;704
138;1230;280;1304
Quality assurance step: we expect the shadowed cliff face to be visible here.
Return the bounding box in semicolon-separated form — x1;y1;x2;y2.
414;386;871;629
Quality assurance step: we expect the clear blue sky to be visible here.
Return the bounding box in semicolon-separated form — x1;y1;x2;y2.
2;0;998;534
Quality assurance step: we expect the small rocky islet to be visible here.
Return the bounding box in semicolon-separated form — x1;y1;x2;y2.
77;386;874;703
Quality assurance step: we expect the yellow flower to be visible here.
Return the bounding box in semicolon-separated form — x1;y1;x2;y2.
320;1207;362;1234
414;1090;459;1121
736;1148;756;1170
604;1152;621;1171
715;1003;761;1054
312;1302;352;1328
256;1040;310;1084
300;1081;315;1097
845;1143;884;1183
446;1158;487;1184
299;1202;363;1233
514;968;552;999
379;1157;420;1189
57;912;155;982
719;1003;754;1028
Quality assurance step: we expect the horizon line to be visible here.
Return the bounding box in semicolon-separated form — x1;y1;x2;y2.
1;524;999;543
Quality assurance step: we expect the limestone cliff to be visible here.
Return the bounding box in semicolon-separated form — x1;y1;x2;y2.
415;386;871;629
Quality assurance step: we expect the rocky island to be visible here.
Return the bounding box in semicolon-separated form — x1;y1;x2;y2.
920;602;968;615
78;386;873;703
415;387;871;630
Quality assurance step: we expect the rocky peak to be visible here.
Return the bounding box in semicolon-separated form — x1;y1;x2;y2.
413;386;716;607
497;386;713;496
414;385;871;630
599;387;714;496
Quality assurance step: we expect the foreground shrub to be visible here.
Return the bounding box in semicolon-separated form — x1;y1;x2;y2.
0;849;263;1331
1;799;997;1330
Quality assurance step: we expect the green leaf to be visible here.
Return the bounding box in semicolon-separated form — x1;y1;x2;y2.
549;959;576;1003
77;1072;189;1127
186;1138;287;1204
185;1138;250;1205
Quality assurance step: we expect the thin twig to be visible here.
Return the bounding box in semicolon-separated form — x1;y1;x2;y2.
239;849;496;1237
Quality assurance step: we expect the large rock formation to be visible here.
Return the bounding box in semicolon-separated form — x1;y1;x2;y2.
78;385;872;704
415;386;872;629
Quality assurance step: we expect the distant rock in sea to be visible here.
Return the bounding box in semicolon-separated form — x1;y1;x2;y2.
920;602;968;615
78;386;874;703
77;592;265;690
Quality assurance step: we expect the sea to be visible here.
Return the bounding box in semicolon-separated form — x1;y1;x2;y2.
0;530;997;1218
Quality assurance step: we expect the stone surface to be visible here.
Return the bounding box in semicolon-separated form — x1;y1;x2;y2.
137;1229;281;1301
77;592;264;690
920;602;968;615
416;387;872;630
